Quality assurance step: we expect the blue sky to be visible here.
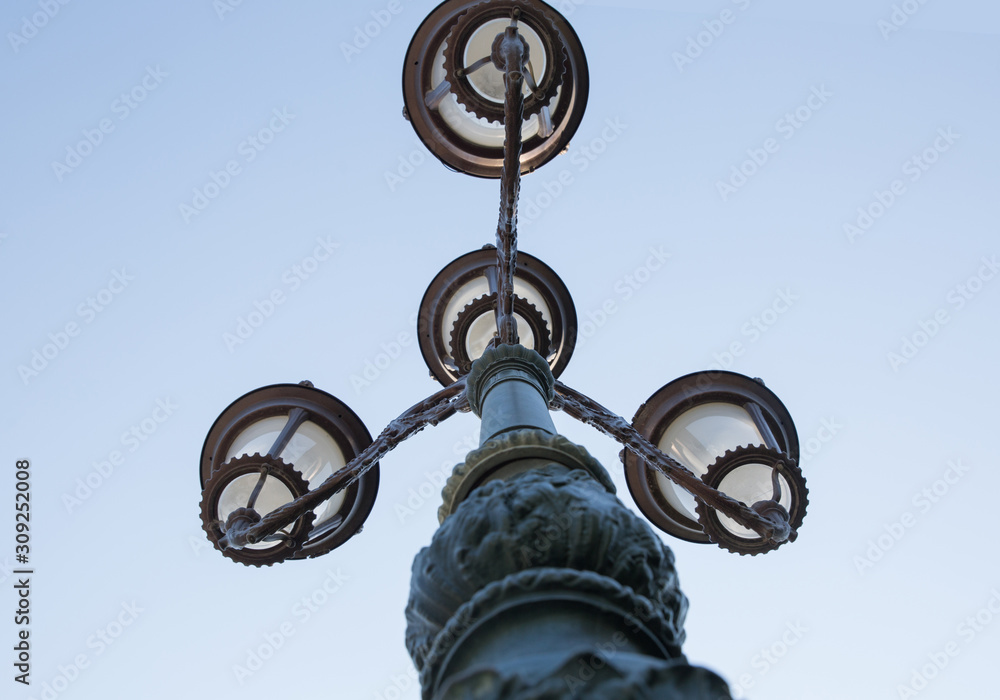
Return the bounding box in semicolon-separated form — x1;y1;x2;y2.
2;1;999;698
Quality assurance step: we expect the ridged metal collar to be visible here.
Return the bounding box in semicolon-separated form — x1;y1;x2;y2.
465;344;555;416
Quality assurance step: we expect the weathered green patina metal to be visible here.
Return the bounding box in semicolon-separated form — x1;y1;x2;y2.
406;345;732;698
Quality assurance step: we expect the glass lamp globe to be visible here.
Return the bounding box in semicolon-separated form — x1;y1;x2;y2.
418;247;576;386
695;445;808;555
402;0;589;177
200;382;378;564
623;371;799;543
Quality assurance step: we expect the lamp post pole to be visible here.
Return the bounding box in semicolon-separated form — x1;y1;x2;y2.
406;344;732;698
404;23;728;693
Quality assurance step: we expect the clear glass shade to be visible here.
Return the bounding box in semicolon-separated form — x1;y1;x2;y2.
440;276;551;359
221;417;348;535
428;21;561;147
715;464;792;539
463;19;547;104
217;476;294;551
654;402;764;521
464;309;535;361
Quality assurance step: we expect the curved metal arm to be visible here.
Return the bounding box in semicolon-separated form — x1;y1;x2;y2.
552;381;788;543
494;22;526;346
242;378;469;545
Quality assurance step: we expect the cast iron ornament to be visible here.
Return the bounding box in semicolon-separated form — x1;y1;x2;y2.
621;370;801;545
401;0;589;177
493;21;526;347
695;445;808;556
449;292;551;372
441;0;566;122
551;381;797;549
200;453;315;567
406;463;699;696
438;428;618;522
417;247;576;386
239;379;470;547
198;381;382;563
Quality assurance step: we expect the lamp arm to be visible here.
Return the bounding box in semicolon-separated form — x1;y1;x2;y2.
242;378;469;545
552;381;787;543
494;21;527;346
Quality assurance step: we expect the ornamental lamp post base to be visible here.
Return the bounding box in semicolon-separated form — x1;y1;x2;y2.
405;346;732;699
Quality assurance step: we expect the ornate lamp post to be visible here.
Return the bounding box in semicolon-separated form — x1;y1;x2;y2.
198;1;809;696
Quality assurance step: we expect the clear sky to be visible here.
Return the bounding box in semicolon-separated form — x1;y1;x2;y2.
2;1;999;699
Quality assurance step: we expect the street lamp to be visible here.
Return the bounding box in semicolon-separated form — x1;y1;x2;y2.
417;247;576;384
402;0;588;177
199;0;808;696
623;370;807;553
199;381;379;566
